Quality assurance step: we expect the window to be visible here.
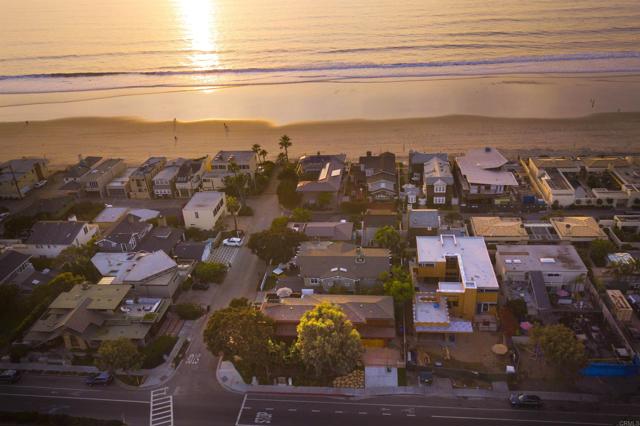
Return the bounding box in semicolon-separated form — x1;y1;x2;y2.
434;196;446;204
310;278;320;285
434;185;446;193
194;211;199;219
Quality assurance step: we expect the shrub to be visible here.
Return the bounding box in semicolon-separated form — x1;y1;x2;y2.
67;201;104;221
193;262;228;283
141;336;178;368
277;179;301;209
174;303;205;320
185;227;217;242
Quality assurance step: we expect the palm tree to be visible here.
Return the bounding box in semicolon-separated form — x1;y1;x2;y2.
251;144;262;164
259;148;268;164
226;196;240;234
278;135;292;163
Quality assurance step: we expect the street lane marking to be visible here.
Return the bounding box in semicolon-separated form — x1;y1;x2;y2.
358;411;367;415
0;392;148;404
246;397;628;418
150;387;174;426
287;409;296;412
235;394;248;426
431;415;608;425
311;409;320;413
334;411;343;414
382;413;391;416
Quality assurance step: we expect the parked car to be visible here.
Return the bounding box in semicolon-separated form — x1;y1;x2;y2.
34;180;47;188
0;369;22;384
509;393;543;408
223;237;243;247
418;371;433;385
85;372;114;386
192;281;210;291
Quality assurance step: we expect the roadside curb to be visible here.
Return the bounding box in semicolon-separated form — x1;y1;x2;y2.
214;359;603;403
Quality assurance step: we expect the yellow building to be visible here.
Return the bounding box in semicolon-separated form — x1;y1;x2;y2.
0;158;49;199
412;235;499;338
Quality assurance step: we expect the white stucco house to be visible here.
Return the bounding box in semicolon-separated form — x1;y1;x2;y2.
182;191;227;230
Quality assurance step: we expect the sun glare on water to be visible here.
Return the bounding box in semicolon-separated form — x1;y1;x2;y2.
176;0;220;72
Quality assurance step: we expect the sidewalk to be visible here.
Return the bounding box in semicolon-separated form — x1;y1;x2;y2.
215;360;601;403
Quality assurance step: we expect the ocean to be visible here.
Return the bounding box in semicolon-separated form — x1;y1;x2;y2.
1;0;640;95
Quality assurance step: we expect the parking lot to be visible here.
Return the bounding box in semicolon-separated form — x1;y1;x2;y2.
208;244;241;265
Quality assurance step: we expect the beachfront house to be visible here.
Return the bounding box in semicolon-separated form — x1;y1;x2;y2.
0;158;50;199
182;191;227;230
153;158;186;198
296;159;345;209
175;157;208;198
408;151;448;185
288;221;354;241
423;155;455;206
106;167;136;198
62;156;103;184
525;156;640;208
201;150;257;191
79;158;126;198
355;151;397;201
454;147;518;206
129;157;167;199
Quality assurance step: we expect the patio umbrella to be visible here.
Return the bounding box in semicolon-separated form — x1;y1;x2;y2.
276;287;293;298
520;321;533;330
492;344;508;355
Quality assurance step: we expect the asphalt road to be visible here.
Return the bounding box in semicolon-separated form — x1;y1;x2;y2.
237;394;640;426
0;374;149;425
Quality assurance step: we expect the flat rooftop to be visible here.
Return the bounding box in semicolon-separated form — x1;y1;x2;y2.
549;216;607;239
183;191;224;210
416;235;499;289
544;168;573;191
496;244;588;273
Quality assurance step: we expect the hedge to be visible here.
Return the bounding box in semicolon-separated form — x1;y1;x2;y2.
141;335;178;369
174;303;205;320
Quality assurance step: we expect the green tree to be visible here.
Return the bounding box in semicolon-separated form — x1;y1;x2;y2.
270;216;289;231
374;225;402;255
259;149;268;164
277;179;301;209
224;160;250;207
54;238;100;282
278;135;292;163
589;239;616;267
291;207;312;222
381;266;414;306
203;304;280;381
174;303;205;320
531;324;587;378
251;144;262;163
95;338;142;373
443;211;461;226
30;272;85;306
294;302;363;381
226;195;240;233
248;227;307;265
193;262;228;283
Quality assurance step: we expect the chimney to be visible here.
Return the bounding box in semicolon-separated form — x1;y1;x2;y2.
366;151;372;157
68;215;77;222
157;215;167;227
485;147;491;153
128;214;135;224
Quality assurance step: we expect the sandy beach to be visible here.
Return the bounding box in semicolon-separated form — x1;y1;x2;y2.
1;112;639;168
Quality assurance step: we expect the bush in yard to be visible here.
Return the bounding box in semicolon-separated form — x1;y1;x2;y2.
95;338;142;374
141;336;178;368
175;303;205;320
193;262;228;283
589;239;616;267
